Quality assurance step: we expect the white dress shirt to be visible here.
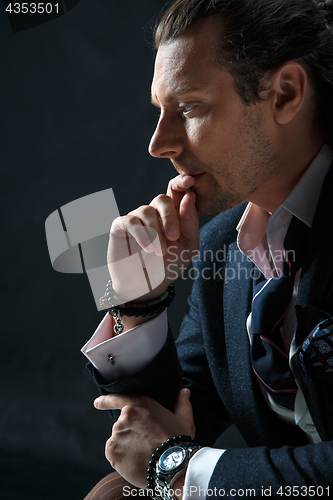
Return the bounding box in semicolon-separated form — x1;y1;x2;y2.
82;144;332;498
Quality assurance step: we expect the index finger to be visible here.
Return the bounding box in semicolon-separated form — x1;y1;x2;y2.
94;393;142;410
166;175;195;211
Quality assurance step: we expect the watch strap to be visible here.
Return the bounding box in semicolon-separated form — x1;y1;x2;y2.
146;434;199;500
156;444;200;499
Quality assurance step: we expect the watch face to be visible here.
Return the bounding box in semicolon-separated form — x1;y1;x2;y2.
159;446;186;472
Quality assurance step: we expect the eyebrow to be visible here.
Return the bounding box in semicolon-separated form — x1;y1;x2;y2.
151;86;202;106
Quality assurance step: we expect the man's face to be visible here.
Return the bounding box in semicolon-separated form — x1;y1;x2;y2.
149;19;277;215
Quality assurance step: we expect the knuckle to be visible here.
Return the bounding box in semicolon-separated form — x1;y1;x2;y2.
110;216;124;234
105;438;115;466
105;437;112;455
140;205;156;218
112;419;122;433
126;214;140;227
110;215;121;226
105;435;113;449
155;193;170;203
121;404;136;419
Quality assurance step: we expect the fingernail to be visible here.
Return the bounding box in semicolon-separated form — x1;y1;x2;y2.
182;388;191;399
167;226;179;238
94;397;103;408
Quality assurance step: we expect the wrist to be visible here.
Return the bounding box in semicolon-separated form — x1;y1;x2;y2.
147;435;199;500
170;448;200;499
171;471;186;500
101;281;174;335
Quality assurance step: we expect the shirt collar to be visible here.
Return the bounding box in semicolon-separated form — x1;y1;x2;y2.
236;144;333;277
281;143;333;227
237;143;333;237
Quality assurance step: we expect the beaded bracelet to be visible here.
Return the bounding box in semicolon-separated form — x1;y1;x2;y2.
100;281;175;334
146;434;198;498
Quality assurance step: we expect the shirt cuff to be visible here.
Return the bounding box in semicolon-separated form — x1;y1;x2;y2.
81;310;168;382
183;447;226;499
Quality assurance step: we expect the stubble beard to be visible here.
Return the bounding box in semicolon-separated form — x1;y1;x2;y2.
188;109;277;216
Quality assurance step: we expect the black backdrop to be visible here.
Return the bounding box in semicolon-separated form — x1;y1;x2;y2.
1;1;191;498
0;2;246;498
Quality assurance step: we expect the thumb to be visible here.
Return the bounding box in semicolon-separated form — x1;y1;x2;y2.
173;388;196;438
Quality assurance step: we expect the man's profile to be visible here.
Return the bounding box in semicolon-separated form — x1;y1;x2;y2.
82;0;333;498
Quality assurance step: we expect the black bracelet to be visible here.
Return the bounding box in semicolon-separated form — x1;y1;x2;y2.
146;434;198;498
100;281;175;334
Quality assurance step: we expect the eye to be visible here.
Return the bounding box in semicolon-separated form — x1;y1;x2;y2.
178;104;196;116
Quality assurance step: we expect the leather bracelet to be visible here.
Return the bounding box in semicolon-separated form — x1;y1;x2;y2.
100;281;175;334
146;434;198;499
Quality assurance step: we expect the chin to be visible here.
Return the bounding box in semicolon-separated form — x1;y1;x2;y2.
195;191;241;215
195;198;224;216
191;175;237;215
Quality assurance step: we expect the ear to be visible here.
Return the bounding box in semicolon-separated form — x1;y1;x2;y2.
270;63;307;125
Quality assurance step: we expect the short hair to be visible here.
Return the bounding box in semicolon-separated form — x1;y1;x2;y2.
154;0;333;147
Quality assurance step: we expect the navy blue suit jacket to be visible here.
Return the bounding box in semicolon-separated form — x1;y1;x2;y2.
88;167;333;495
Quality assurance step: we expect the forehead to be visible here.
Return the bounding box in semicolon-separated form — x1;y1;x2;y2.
151;19;226;103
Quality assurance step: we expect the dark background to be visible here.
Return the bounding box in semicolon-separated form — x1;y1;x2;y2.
1;1;244;499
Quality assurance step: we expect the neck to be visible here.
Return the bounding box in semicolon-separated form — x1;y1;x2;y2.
250;135;325;214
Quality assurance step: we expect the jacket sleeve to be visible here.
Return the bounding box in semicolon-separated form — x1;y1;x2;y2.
85;282;231;443
85;327;182;419
208;440;333;497
175;288;232;446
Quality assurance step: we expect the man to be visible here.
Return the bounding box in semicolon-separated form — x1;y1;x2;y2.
83;0;333;498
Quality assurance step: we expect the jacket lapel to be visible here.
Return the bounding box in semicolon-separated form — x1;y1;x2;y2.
222;243;306;447
296;163;333;441
297;163;333;314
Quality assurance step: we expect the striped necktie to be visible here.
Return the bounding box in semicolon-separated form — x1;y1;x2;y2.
251;216;310;409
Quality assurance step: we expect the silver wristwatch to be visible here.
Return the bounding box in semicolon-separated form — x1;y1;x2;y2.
155;444;199;500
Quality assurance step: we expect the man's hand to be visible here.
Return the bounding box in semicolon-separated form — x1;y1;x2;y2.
107;175;200;304
94;388;195;489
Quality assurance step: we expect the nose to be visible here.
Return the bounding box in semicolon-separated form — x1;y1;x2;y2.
148;115;185;159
